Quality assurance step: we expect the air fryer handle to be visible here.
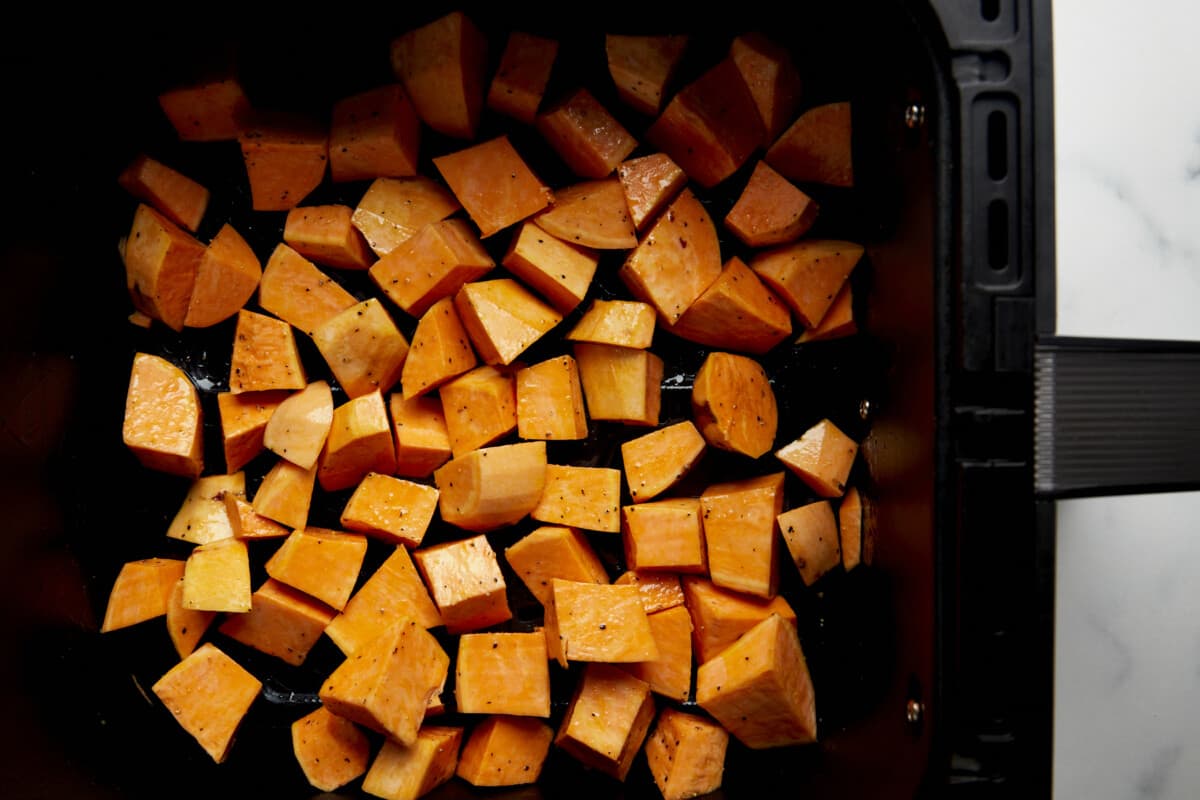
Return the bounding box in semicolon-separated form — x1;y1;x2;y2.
1034;336;1200;498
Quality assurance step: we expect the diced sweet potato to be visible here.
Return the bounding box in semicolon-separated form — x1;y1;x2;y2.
123;352;203;478
665;256;792;355
118;153;209;232
390;10;487;139
352;176;461;257
401;297;478;399
259;243;357;337
151;643;261;763
487;31;559;124
312;298;410;399
644;706;729;800
544;579;658;667
537;88;638;179
362;725;462;800
502;222;599;314
185;223;262;329
778;499;840;586
224;494;290;540
325;545;442;656
101;558;185;633
532;178;637;250
263;380;334;470
438;364;517;457
182;538;251;613
166;577;216;658
340;473;439;548
329;83;420;183
605;34;689;116
838;486;872;570
252;458;317;530
217;390;288;472
123;204;205;332
166;472;245;545
413;534;512;634
681;576;796;663
457;716;554;787
750;239;863;329
218;578;336;666
725;160;819;248
701;472;786;599
617;152;687;232
623;498;707;573
621;420;706;503
283;205;374;271
389;394;453;478
620;604;694;703
729;32;804;145
530;464;621;533
455;278;563;366
265;527;369;612
238;110;329;211
455;632;550;716
228;309;307;394
504;526;610;607
797;281;856;343
614;570;685;614
765;100;854;187
370;218;495;317
319;390;397;492
573;342;663;427
433;135;554;238
775;417;858;498
566;299;656;349
128;310;153;328
691;351;779;459
555;663;655;781
291;706;371;792
516;357;588;442
158;76;251;142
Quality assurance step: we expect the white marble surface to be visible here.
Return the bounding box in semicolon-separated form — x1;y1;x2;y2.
1052;1;1200;798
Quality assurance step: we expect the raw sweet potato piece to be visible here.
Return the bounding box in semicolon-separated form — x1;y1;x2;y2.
319;390;397;492
118;154;209;232
413;534;512;634
573;342;663;427
766;101;854;187
325;545;442;656
313;298;410;399
218;578;336;666
370;218;495;317
614;570;685;614
438;364;517;457
619;187;722;325
620;604;694;703
729;32;804;145
838;486;871;570
433;135;554;238
797;281;856;343
617;152;687;232
504;526;610;607
265;527;369;612
101;558;185;633
621;420;707;503
151;643;262;763
544;579;658;667
238;111;329;211
487;31;559;124
622;498;707;573
532;178;637;250
184;223;262;329
228;309;307;394
352;176;461;257
158;76;251;142
530;464;621;532
217;389;289;472
775;417;858;498
555;663;655;781
502;222;599;314
645;706;729;800
123;204;205;332
252;458;316;530
166;577;215;658
605;34;688;116
702;472;786;599
329;83;420;183
401;297;478;399
691;351;779;459
390;10;487;139
695;613;816;748
224;494;290;540
259;243;357;337
516;356;588;441
283;205;374;271
725;160;819;248
665;256;793;355
455;632;550;716
123;352;203;478
566;299;656;349
166;472;245;545
362;725;462;800
457;716;554;787
389;394;453;478
455;279;563;366
181;538;251;613
681;576;797;663
537;88;638;179
128;310;153;328
292;706;371;792
750;239;863;328
340;473;439;548
263;380;334;470
778;499;841;586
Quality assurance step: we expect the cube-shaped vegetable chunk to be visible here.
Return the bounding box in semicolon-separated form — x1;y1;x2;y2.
503;222;599;314
797;282;856;344
434;441;547;533
225;494;290;540
455;631;550;716
544;579;658;668
370;218;495;318
401;296;478;400
123;352;204;478
531;178;637;250
229;310;306;394
619;604;694;704
766;101;855;188
457;715;554;787
682;576;797;664
455;278;563;366
259;243;357;337
151;643;261;763
434;135;554;238
618;153;688;232
238;111;329;211
166;577;216;658
325;545;442;656
167;473;245;549
702;472;786;599
101;558;186;633
729;32;804;145
292;706;371;792
329;83;420;183
158;76;250;142
574;343;663;427
312;298;411;399
614;570;686;614
692;350;779;460
283;204;374;271
218;578;336;666
182;538;251;613
439;364;517;457
319;390;397;492
839;486;872;570
775;417;858;498
414;534;512;634
566;299;657;349
123;204;205;332
390;10;487;139
555;664;655;781
185;222;262;329
725;160;819;248
218;389;289;472
504;526;610;608
263;381;334;471
362;725;463;800
750;239;863;329
487;31;559;124
389;394;453;478
252;458;316;531
778;499;841;587
645;707;729;800
605;34;689;116
265;527;369;611
352;176;461;257
531;464;620;532
622;498;707;573
666;256;792;356
517;357;588;442
118;153;209;233
621;420;707;503
340;472;439;548
537;88;638;179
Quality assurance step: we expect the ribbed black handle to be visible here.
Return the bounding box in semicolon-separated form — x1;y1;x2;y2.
1034;337;1200;498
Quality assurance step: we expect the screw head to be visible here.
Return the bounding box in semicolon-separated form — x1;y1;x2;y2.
859;398;872;421
904;103;926;129
906;699;924;724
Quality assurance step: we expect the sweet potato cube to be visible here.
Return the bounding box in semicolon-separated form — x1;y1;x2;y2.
292;706;371;792
362;725;462;800
166;472;245;545
621;420;706;503
702;472;786;599
123;204;205;332
531;465;620;533
750;239;863;328
259;243;357;337
620;604;694;703
238;111;328;211
370;218;495;317
252;458;316;530
313;298;410;399
504;526;610;607
182;538;251;613
217;391;286;473
390;10;487;139
229;310;306;394
516;357;588;442
330;83;420;183
617;153;687;232
340;473;439;548
614;570;685;614
605;34;689;116
218;578;336;666
647;57;764;188
645;707;729;800
158;76;250;142
666;256;792;355
797;281;856;343
439;364;517;457
325;545;442;656
352;176;461;257
389;394;453;478
166;577;215;658
101;558;185;633
766;100;854;188
118;153;209;232
555;664;655;781
224;494;290;540
778;499;840;586
151;643;261;763
457;716;554;787
319;618;450;747
622;499;706;573
401;297;477;399
502;222;599;314
725;160;819;248
838;486;871;570
263;380;334;470
128;310;153;328
434;440;547;533
775;417;858;498
487;31;559;124
265;527;369;611
695;613;816;748
455;632;550;716
691;351;779;459
123;352;203;478
434;136;554;238
682;576;797;663
185;223;262;329
413;534;511;634
619;188;722;325
537;88;638;179
729;32;804;145
319;390;397;492
531;178;637;250
544;579;658;667
283;204;374;271
455;279;563;366
565;300;655;350
574;343;663;427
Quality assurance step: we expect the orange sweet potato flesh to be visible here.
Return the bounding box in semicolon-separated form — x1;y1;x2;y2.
390;10;488;139
530;465;621;532
118;154;209;233
775;417;858;498
238;111;329;211
665;256;793;355
401;296;478;399
536;88;638;179
259;244;357;337
516;357;588;442
439;364;517;457
352;176;461;257
329;83;420;183
369;218;495;317
555;663;656;781
362;725;463;800
318;390;397;492
532;178;637;250
434;135;554;238
123;204;205;332
839;486;868;570
454;631;550;716
185;223;262;329
766;100;854;187
798;281;856;343
778;499;841;586
224;494;290;540
566;299;657;349
702;472;786;599
263;380;334;471
487;31;559;125
621;420;707;503
502;221;599;315
573;343;663;427
123;352;203;478
691;351;779;459
645;706;729;800
283;205;374;271
617;152;687;232
619;604;694;703
414;534;512;634
750;239;863;329
252;458;316;530
218;578;336;666
725;160;819;248
339;473;439;548
622;499;707;573
455;279;563;366
228;309;307;394
457;716;554;787
166;577;216;658
606;34;689;116
265;527;369;612
101;557;186;633
389;394;453;479
181;538;252;613
504;525;610;608
325;545;443;656
158;76;251;142
217;389;289;472
291;706;371;792
729;32;804;145
311;298;411;399
682;576;797;663
544;579;658;668
613;570;685;614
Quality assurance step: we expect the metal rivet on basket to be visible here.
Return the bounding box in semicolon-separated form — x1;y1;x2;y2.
906;699;924;725
904;104;926;129
859;398;872;421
